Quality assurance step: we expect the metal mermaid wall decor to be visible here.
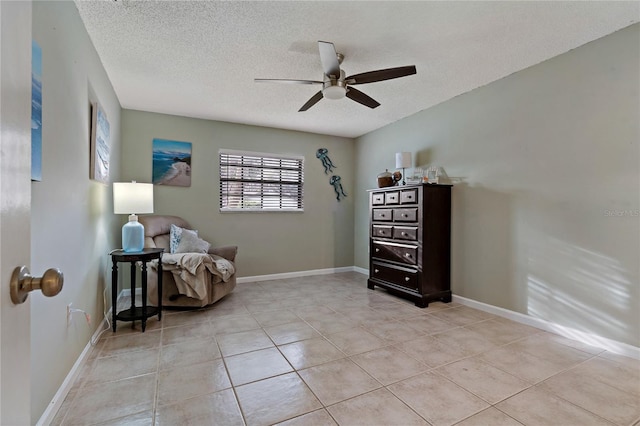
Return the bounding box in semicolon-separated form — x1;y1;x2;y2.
316;147;346;201
330;175;347;201
316;148;336;174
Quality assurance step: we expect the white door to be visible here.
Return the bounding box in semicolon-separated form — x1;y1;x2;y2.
0;1;33;424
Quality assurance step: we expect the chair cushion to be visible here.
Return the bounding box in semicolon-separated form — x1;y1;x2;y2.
141;215;191;238
153;234;171;251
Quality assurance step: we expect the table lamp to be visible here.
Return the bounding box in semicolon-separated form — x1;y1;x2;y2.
395;152;412;185
113;181;154;252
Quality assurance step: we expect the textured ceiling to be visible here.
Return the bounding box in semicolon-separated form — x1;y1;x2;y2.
75;1;639;138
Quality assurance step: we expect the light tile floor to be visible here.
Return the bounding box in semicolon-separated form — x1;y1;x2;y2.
53;272;640;426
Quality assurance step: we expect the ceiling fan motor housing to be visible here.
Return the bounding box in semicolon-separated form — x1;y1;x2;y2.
323;70;347;99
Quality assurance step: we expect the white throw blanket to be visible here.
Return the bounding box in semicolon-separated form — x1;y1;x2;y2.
151;253;235;300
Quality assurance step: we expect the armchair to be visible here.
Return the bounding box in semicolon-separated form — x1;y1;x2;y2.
138;215;237;308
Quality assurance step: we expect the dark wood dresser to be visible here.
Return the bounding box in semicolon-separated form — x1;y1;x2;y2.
367;183;452;307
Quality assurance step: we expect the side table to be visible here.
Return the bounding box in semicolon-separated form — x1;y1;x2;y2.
111;248;164;332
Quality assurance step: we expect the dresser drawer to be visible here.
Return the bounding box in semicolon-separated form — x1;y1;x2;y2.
394;208;418;222
372;225;393;238
371;262;419;291
373;208;393;221
385;191;400;205
394;226;418;241
400;189;418;204
371;192;385;205
372;241;418;265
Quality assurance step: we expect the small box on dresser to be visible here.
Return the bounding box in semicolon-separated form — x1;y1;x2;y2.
367;183;452;307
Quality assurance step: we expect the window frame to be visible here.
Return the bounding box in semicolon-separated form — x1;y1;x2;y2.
219;149;304;213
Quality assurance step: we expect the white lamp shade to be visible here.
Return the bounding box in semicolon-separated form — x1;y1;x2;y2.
113;182;154;214
395;152;412;169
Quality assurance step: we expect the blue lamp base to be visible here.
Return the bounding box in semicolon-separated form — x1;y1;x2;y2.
122;214;144;252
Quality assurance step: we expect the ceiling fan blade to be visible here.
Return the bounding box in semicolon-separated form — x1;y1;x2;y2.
299;91;324;112
345;87;380;109
255;78;322;85
346;65;416;85
318;41;341;78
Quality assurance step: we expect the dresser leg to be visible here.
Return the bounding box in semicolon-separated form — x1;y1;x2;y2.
415;299;428;308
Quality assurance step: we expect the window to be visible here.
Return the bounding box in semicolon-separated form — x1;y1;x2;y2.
219;149;304;212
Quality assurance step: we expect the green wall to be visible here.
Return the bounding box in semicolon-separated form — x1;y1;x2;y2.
354;24;640;347
30;1;122;421
121;110;355;277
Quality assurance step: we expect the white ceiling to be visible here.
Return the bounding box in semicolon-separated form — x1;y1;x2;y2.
74;1;639;139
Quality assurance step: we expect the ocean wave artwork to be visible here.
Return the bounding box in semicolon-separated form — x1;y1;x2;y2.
95;107;110;182
152;138;192;187
31;41;42;181
90;102;110;184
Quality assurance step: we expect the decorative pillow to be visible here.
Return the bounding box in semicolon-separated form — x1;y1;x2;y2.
175;229;211;254
169;224;198;254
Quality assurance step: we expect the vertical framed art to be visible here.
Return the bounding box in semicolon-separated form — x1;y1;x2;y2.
90;101;110;183
31;40;42;181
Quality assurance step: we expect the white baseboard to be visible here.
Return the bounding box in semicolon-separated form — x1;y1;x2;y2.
36;309;112;426
120;287;142;297
356;268;639;359
452;295;640;360
123;272;640;358
237;266;356;283
353;266;368;275
38;287;132;425
40;267;639;425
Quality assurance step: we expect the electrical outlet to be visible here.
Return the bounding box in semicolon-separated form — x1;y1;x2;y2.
67;303;73;325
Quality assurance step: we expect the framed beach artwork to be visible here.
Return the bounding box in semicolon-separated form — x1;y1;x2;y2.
89;101;111;183
31;40;42;181
152;138;192;187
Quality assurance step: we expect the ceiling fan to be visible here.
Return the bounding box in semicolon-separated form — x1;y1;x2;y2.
255;41;417;112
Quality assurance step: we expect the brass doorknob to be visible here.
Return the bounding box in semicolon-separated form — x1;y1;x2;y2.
10;266;63;304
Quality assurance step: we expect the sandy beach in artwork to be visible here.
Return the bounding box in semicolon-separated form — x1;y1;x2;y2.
157;161;191;186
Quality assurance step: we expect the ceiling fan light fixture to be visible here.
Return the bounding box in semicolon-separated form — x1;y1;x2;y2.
256;41;416;111
323;85;346;100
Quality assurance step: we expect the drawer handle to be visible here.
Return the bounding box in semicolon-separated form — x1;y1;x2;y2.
402;214;408;217
401;232;407;236
380;214;385;217
405;277;410;282
379;230;385;235
407;195;412;199
375;248;380;252
374;269;379;274
405;253;412;258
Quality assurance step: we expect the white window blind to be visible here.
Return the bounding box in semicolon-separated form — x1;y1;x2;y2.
219;149;304;211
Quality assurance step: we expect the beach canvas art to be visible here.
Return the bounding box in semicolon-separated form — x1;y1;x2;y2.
31;41;42;181
152;138;192;187
90;101;110;183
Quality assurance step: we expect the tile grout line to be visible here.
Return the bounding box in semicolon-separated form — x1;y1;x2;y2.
151;324;163;425
57;275;640;425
